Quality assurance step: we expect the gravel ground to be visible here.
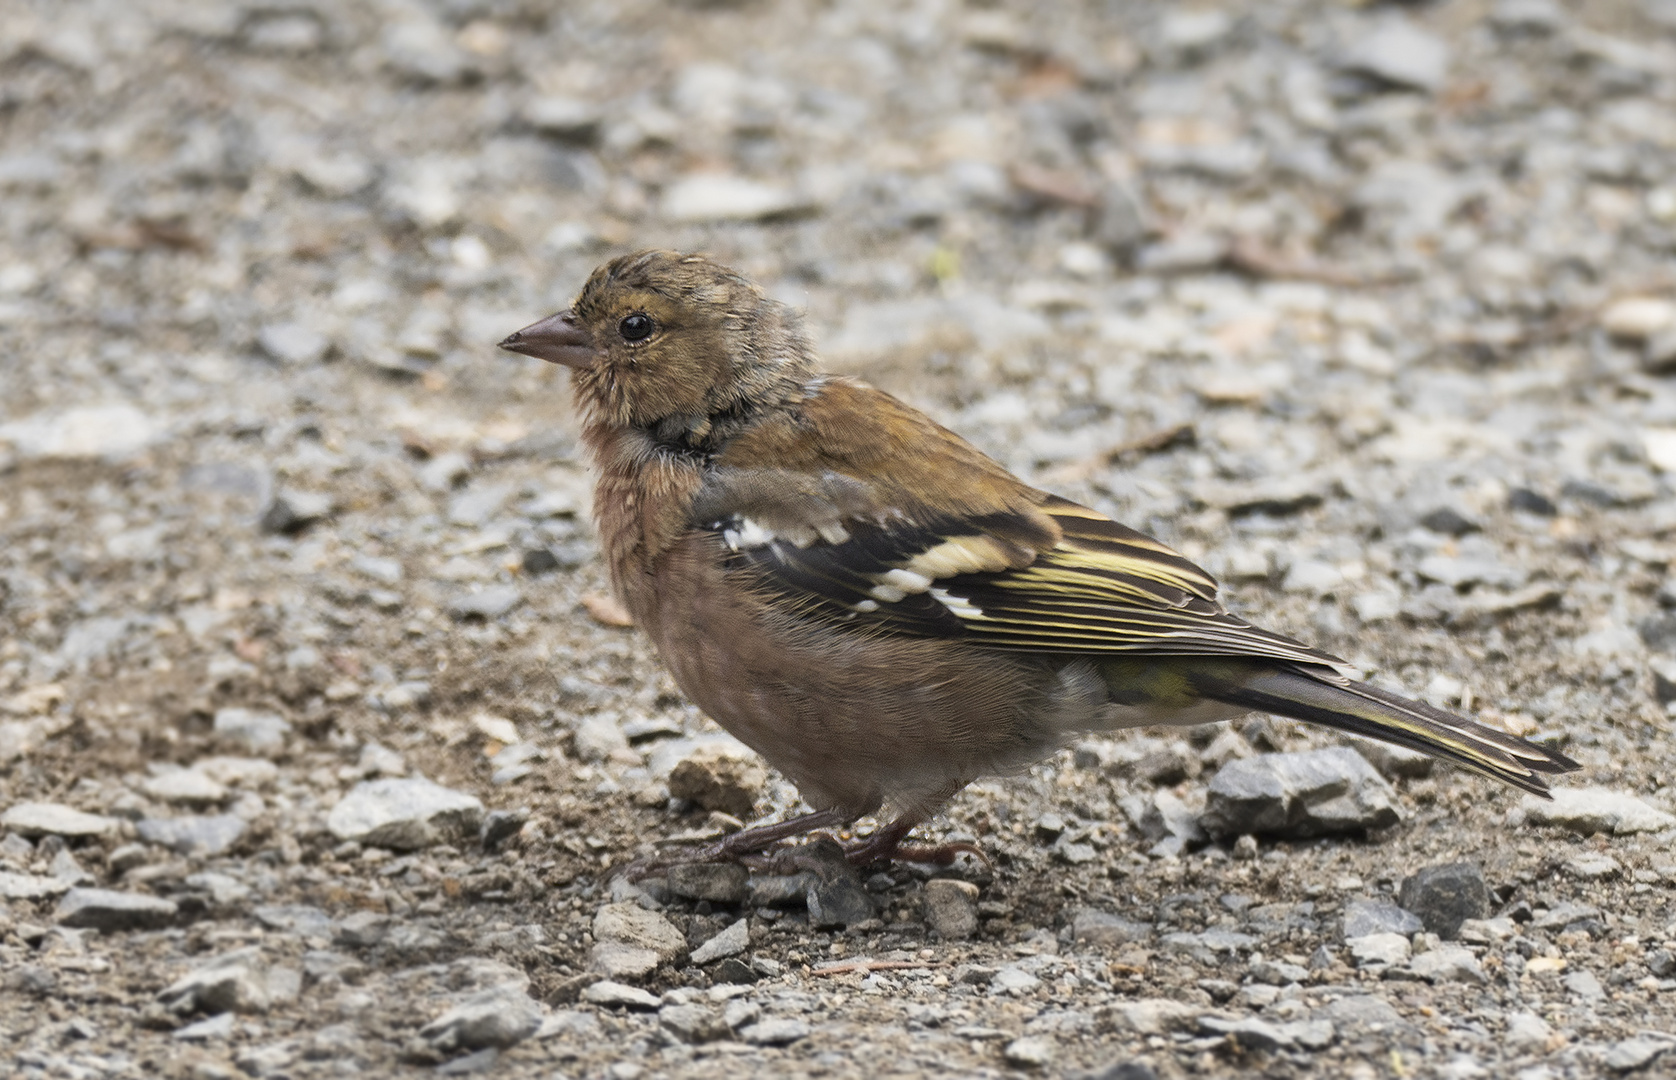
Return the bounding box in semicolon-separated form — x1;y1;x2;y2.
5;0;1676;1077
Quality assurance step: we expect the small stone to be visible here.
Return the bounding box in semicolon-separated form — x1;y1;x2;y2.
136;814;247;856
666;744;767;817
711;957;758;984
174;1012;235;1041
159;948;271;1015
1409;944;1486;984
1600;1036;1671;1072
256;323;329;366
668;863;749;905
1341;17;1450;92
1419;507;1480;536
739;1018;809;1046
1602;297;1676;340
580;980;661;1010
1199;1015;1295;1052
659;1003;728;1044
1647;949;1676;978
259;490;333;535
1507;488;1558;516
326;777;485;850
1564;852;1623;880
0;404;161;461
522;96;602;140
194;757;280;788
1398;862;1490;939
1351;738;1435;780
923;878;980;941
380;17;472;85
0;870;70;900
447;586;523;621
1249;958;1310;986
481;808;528;850
747;872;813;908
141;769;229;805
1072;908;1152;947
1563;969;1605;1002
1003;1035;1055;1068
572;716;631;763
662;175;811;223
335;911;390;948
421;984;544;1051
0;802;117;839
1505;1010;1553;1053
1348;932;1412;968
1200;747;1402;839
1342;898;1425;939
213;709;291;757
1521;787;1676;836
689;918;749;964
592;903;687;965
56;887;178;931
800;842;874;929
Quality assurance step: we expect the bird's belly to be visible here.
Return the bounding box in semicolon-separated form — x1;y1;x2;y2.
627;543;1105;819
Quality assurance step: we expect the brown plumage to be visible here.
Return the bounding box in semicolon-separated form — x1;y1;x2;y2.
500;250;1579;865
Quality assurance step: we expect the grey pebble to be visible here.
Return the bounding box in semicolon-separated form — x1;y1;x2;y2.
0;802;118;839
1398;862;1490;939
136;814;247;856
447;585;523;621
56;887;178;931
668;862;749;905
420;983;544;1052
922;878;980;941
1200;748;1401;839
580;980;661;1010
739;1017;810;1046
326;777;484;850
689;918;750;965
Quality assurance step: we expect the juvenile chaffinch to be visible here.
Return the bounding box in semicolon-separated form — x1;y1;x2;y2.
500;250;1578;865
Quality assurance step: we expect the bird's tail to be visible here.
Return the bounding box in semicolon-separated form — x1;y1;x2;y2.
1193;663;1579;797
1097;656;1580;797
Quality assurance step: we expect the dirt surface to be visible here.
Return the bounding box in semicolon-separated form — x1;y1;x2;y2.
4;1;1676;1077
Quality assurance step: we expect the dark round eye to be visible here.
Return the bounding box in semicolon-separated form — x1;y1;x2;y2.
618;313;654;342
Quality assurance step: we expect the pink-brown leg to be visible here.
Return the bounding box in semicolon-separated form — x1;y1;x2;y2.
840;815;990;868
622;807;853;879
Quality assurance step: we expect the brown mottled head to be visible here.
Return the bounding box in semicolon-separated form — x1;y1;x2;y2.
500;250;817;436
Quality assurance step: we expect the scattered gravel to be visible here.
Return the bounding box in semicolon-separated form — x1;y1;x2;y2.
4;0;1676;1075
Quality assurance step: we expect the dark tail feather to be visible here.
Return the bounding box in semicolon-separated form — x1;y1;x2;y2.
1196;666;1580;798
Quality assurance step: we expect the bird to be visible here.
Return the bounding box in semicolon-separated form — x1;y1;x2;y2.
499;249;1579;866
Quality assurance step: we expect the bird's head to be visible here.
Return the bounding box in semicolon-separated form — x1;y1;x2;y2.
499;250;816;438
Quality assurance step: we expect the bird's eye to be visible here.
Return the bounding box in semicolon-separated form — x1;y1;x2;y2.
618;313;654;342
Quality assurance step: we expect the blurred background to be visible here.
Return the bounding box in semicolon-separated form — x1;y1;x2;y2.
4;0;1676;1071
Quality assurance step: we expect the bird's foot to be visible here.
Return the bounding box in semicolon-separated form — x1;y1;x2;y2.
838;818;990;869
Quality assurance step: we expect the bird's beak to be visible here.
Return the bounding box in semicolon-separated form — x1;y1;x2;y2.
498;311;596;368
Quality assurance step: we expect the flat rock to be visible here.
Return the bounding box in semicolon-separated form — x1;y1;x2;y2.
1343;898;1424;938
1505;1010;1553;1053
136;814;247;856
689;918;749;965
1348;932;1412;968
592;902;686;963
1564;852;1623;880
1521;787;1676;835
159;948;271;1014
580;980;660;1009
1399;862;1490;939
662;175;811;223
140;769;229;805
667;862;749;905
212;709;292;757
659;1002;729;1044
1200;748;1402;839
739;1017;810;1046
1199;1015;1295;1052
0;403;161;460
1103;998;1203;1035
326;777;484;850
56;887;178;931
421;983;544;1052
1072;908;1153;947
1600;1036;1671;1072
1003;1035;1056;1067
2;802;118;838
666;744;767;816
447;585;522;621
1409;944;1486;984
1341;17;1450;92
0;870;71;900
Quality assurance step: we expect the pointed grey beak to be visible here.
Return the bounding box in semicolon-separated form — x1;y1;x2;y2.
498;311;596;368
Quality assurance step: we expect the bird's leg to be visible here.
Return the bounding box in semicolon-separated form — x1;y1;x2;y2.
621;807;853;880
840;814;990;868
